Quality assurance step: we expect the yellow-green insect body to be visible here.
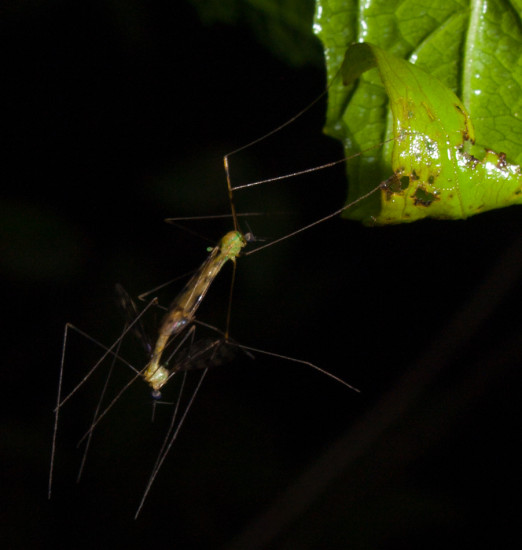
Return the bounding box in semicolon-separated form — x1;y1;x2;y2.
143;230;247;393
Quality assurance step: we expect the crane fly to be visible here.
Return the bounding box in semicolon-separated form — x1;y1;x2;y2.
142;230;252;395
49;66;396;516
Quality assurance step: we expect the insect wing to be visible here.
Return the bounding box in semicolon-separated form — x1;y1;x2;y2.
115;284;154;356
173;337;236;372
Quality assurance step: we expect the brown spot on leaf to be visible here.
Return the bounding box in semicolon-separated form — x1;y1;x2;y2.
466;154;479;169
413;186;438;207
454;103;474;144
381;173;404;198
497;152;507;170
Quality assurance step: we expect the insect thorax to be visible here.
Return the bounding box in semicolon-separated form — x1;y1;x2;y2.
218;230;247;259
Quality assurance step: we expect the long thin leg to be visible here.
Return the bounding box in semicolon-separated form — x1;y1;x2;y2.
49;297;158;498
57;297;158;410
135;368;208;519
48;323;71;499
49;322;140;498
76;330;126;482
224;342;360;393
76;368;144;447
150;370;188;479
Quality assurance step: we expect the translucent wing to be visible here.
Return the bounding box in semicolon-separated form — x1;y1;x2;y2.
114;283;154;356
174;337;237;372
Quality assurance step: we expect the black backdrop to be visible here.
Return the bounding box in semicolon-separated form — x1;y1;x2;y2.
2;2;522;549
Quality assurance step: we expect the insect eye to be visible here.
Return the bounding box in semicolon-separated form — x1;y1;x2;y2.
243;232;255;243
151;390;162;400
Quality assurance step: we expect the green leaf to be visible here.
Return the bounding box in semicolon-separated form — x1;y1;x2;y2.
314;0;522;224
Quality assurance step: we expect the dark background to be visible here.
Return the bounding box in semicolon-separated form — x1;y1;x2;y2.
2;1;521;548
